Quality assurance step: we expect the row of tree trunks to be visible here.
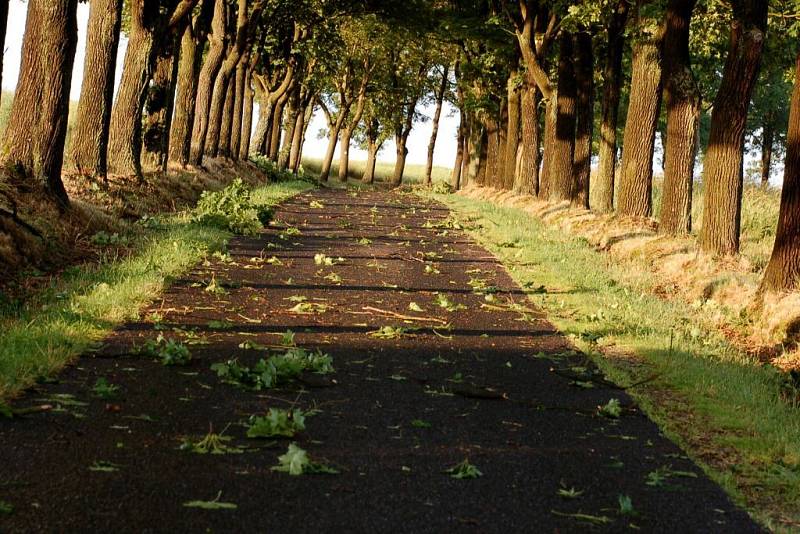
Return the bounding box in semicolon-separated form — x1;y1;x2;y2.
1;0;78;207
660;0;701;235
68;0;122;179
700;0;768;255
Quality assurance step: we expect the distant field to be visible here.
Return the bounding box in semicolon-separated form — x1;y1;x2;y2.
0;91;80;151
301;157;452;185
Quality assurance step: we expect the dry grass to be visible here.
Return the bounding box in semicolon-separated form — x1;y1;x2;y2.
459;183;797;356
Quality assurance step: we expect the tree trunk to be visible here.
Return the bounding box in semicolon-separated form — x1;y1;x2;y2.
268;92;289;160
107;3;155;177
240;67;256;160
142;46;176;171
277;90;299;170
392;136;410;186
319;118;342;182
2;0;78;207
761;50;800;291
168;21;199;167
592;0;629;212
362;135;379;184
451;117;465;191
484;116;500;188
660;0;700;235
189;0;226;165
548;32;577;202
218;75;236;158
617;18;663;217
700;0;768;255
289;97;306;171
252;95;273;156
338;127;353;182
515;85;540;195
68;0;122;179
230;55;247;159
0;0;8;102
294;102;314;173
425;65;449;185
760;113;774;187
539;96;557;199
503;71;521;190
573;31;594;208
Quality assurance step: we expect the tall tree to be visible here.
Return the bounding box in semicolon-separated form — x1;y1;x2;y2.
1;0;78;207
761;49;800;291
617;2;663;218
67;0;122;179
502;67;521;190
660;0;701;234
545;31;577;202
700;0;768;255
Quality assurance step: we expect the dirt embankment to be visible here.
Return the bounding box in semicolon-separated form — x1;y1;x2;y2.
0;159;268;293
458;184;800;370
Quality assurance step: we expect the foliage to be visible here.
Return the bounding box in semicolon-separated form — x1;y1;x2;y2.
91;377;119;399
246;408;308;438
598;398;622;418
210;347;334;390
445;459;482;479
183;492;237;510
180;429;243;455
138;334;191;366
192;179;274;236
272;443;339;475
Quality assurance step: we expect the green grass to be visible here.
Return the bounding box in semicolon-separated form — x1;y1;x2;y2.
0;180;312;399
301;157;452;185
431;191;800;530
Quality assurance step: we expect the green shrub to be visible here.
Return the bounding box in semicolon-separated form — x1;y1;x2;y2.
192;179;273;235
250;155;313;183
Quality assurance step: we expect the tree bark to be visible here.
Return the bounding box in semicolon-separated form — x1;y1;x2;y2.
168;20;199;167
230;52;251;160
700;0;768;255
392;137;410;186
218;74;236;158
142;45;177;171
277;89;299;169
240;65;256;160
2;0;78;207
289;94;308;172
592;0;629;212
617;13;663;217
268;92;289;160
189;0;226;165
760;113;774;187
294;101;315;173
425;64;449;185
107;2;155;177
484;115;501;188
573;31;594;208
514;85;540;195
68;0;122;179
0;0;8;102
761;50;800;291
660;0;700;235
547;32;577;202
503;70;521;190
362;136;379;184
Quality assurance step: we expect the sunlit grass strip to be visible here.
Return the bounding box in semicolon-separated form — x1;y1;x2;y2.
0;180;313;399
433;192;799;530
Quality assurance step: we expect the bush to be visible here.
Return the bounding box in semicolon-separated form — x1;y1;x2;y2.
192;179;273;236
250;155;314;183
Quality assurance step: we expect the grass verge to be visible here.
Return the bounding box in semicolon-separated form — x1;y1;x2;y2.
0;180;313;399
431;191;800;531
